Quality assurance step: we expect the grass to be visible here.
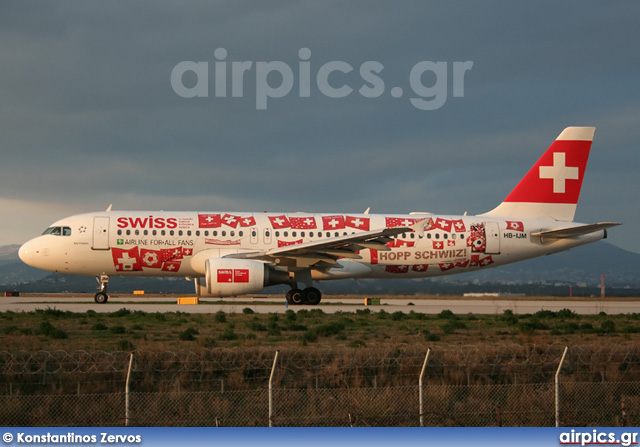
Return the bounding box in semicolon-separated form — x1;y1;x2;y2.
2;307;640;351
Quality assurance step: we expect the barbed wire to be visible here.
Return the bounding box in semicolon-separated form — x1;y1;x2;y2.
2;344;640;376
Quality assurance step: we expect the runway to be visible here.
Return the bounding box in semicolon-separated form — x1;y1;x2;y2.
1;295;638;315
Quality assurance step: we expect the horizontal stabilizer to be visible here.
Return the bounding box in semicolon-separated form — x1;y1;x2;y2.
531;222;621;239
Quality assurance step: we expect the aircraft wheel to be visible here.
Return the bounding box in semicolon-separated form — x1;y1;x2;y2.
94;292;109;304
302;287;322;305
286;288;304;305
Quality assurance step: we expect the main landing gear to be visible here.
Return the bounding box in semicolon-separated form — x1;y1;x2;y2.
286;287;322;306
94;275;110;304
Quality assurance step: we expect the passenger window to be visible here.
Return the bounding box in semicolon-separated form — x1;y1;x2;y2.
204;231;209;236
222;231;226;237
284;231;289;237
252;230;257;237
161;230;166;236
187;230;192;236
275;231;280;237
239;231;243;237
179;230;183;236
170;230;174;236
126;230;131;236
213;231;218;236
195;230;200;237
152;229;157;236
292;231;296;237
117;229;122;236
444;234;448;239
230;231;235;237
144;230;148;236
135;229;140;236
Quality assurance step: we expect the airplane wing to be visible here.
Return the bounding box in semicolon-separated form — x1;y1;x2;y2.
531;222;622;239
229;221;427;269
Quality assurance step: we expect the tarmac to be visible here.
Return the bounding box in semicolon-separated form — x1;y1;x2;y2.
1;295;638;315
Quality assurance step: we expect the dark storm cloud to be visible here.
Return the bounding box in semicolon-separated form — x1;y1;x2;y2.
1;1;638;251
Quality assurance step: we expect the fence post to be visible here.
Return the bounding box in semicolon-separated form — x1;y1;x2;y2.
555;346;568;427
269;350;279;427
419;348;431;427
125;353;134;427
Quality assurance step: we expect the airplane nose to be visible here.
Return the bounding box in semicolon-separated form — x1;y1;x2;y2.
19;240;35;266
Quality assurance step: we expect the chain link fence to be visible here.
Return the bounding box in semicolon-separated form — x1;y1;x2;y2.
1;344;640;426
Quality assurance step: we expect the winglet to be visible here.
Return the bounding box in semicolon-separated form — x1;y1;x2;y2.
106;204;113;212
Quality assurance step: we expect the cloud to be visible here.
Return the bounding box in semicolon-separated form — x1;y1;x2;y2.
1;1;639;252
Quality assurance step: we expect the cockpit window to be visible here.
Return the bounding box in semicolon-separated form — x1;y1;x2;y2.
42;226;71;236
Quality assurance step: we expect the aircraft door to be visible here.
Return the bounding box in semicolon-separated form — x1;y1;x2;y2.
483;221;501;254
92;216;110;250
250;228;258;244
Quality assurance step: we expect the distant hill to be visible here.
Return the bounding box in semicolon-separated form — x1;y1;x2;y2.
0;245;50;285
438;241;640;288
1;242;639;296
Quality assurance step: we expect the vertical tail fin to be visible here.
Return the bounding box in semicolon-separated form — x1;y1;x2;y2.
481;127;595;222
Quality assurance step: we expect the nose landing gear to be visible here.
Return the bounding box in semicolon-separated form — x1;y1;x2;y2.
94;275;110;304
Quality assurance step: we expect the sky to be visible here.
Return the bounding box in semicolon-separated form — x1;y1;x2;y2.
1;1;639;252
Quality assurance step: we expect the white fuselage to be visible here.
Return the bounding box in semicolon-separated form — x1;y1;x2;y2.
18;210;604;281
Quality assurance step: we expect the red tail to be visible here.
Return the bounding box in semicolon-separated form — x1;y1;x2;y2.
482;127;595;222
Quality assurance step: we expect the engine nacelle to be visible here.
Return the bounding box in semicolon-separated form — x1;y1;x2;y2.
194;258;289;297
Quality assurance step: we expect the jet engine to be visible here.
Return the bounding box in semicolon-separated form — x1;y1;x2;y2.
194;258;289;297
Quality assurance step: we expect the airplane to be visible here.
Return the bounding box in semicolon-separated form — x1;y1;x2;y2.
19;127;620;305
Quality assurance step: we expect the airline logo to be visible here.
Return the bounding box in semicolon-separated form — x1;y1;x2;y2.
539;152;579;194
452;219;466;232
199;214;222;228
323;215;345;230
268;215;290;229
198;213;256;228
506;221;524;232
278;239;303;247
112;246;192;272
503;137;591;205
111;247;143;272
386;217;417;227
290;217;317;229
217;269;250;283
346;216;370;230
222;214;240;228
117;216;178;229
240;216;256;227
